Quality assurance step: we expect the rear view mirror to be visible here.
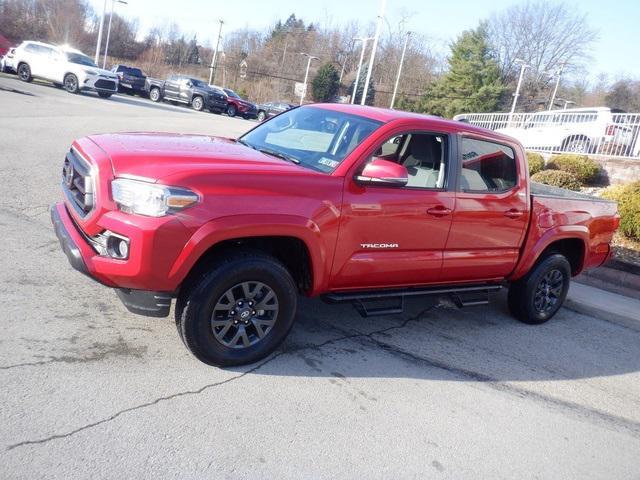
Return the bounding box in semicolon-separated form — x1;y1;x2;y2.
355;158;408;187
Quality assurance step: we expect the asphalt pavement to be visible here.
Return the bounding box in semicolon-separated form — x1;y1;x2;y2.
1;73;639;480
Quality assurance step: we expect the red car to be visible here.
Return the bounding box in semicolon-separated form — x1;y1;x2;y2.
51;104;619;366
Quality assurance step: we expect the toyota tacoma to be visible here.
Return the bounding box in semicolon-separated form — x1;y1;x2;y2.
51;105;620;366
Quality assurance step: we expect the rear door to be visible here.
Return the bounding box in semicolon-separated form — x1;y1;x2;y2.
331;131;456;290
441;135;529;282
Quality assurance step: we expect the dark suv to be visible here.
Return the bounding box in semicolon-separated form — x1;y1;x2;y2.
111;64;146;96
256;101;296;122
146;75;228;113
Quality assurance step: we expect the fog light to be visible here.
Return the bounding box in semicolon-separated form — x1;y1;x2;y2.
117;239;129;258
105;232;130;259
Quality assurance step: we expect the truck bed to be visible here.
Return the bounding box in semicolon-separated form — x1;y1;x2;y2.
530;182;616;203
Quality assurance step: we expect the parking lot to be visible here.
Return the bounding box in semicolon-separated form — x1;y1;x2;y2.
1;73;640;479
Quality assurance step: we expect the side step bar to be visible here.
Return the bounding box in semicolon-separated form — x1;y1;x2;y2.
322;284;503;318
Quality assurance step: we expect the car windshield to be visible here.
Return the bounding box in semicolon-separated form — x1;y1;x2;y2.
66;52;97;67
224;89;240;99
239;106;382;173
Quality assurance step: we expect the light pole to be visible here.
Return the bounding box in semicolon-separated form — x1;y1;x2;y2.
361;0;386;106
102;0;127;69
351;37;372;104
390;31;411;109
547;64;564;110
208;19;224;86
299;52;318;105
94;0;107;64
509;58;530;124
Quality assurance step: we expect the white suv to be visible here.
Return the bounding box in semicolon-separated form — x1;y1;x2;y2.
13;41;118;98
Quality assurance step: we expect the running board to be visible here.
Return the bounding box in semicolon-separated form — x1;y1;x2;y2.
322;284;502;318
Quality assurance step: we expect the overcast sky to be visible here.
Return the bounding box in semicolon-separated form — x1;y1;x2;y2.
87;0;640;82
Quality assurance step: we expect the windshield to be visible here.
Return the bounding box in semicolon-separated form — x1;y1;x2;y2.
66;52;97;67
239;106;382;173
224;88;240;99
190;78;207;88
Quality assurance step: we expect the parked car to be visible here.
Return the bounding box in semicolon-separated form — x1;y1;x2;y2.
146;75;227;113
215;86;258;119
1;47;16;73
111;64;146;96
256;101;296;122
497;107;633;154
51;104;619;367
12;41;118;97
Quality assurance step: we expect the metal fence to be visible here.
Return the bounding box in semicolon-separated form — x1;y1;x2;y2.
453;110;640;160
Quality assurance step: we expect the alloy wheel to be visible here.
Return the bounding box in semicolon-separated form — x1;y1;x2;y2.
533;269;564;315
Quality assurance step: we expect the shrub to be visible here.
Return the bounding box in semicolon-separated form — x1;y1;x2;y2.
531;170;582;191
546;154;600;185
526;152;545;176
601;181;640;241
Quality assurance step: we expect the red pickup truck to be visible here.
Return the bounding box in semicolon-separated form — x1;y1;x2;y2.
51;104;619;366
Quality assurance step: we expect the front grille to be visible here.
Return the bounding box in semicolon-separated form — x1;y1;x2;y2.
62;149;94;217
95;79;116;90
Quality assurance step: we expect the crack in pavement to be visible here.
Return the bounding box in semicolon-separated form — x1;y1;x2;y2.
317;318;640;440
6;306;436;451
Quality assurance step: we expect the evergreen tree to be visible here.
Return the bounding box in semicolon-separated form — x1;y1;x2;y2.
348;65;376;106
417;23;504;118
311;63;340;102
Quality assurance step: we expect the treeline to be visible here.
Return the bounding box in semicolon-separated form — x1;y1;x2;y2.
1;0;637;115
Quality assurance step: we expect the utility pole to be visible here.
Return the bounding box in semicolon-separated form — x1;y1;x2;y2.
102;0;127;69
94;0;107;64
509;58;530;124
299;52;318;105
361;0;386;106
351;37;371;104
548;64;565;110
390;31;411;109
208;19;224;86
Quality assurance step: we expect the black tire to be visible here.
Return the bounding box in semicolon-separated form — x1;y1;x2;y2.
149;87;161;102
508;253;571;324
176;251;298;367
227;104;237;117
257;111;266;122
191;95;204;111
562;137;590;154
17;63;32;82
98;92;112;98
63;73;79;93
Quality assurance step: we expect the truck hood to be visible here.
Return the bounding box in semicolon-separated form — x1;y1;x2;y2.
87;132;303;181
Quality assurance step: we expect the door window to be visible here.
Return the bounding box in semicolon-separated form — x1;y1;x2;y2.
459;138;517;192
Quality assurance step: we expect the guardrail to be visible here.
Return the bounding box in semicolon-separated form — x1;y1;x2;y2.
454;111;640;160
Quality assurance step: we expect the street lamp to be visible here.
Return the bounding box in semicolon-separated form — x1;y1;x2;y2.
390;31;411;109
351;37;372;104
361;0;386;106
94;0;107;64
102;0;128;69
208;19;224;86
547;64;565;111
299;52;318;105
509;58;531;124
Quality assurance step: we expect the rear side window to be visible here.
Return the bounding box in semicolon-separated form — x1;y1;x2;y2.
459;138;517;192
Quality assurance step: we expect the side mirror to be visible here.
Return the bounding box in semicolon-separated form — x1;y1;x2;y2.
355;158;408;187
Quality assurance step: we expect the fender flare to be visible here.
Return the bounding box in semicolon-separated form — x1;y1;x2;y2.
167;214;328;293
508;225;589;281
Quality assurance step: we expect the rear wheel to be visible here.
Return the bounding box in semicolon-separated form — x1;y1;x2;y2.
176;252;298;367
17;63;32;82
227;104;237;117
63;73;79;93
508;254;571;324
191;95;204;111
563;137;590;153
149;87;161;102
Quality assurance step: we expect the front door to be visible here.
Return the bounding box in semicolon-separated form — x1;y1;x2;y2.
331;132;455;290
441;135;529;282
163;76;180;100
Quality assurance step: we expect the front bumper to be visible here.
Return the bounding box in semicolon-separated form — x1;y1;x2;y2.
82;75;118;93
50;203;174;317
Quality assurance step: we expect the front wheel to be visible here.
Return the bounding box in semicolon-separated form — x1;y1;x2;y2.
191;95;204;111
257;111;266;122
508;254;571;324
17;63;32;82
63;73;79;93
176;252;298;367
563;137;590;153
149;87;161;102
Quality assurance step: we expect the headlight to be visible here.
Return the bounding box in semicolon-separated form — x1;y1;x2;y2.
111;178;199;217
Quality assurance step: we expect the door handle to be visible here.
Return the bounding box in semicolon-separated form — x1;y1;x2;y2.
426;206;452;217
504;209;524;219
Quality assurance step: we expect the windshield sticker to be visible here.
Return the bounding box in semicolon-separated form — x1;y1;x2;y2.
318;157;339;168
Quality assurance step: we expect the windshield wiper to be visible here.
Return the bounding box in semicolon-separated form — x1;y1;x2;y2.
257;147;300;164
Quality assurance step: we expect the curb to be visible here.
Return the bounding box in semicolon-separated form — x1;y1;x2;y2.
564;284;640;332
